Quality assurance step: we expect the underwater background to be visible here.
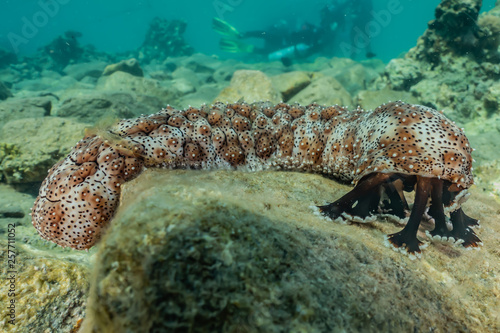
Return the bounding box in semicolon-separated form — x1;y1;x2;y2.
0;0;500;332
1;0;497;61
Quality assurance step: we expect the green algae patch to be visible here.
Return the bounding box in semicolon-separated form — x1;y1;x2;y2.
0;143;20;183
0;117;88;183
83;169;499;332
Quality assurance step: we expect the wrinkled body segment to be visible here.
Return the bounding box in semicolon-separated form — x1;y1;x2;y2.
32;101;481;257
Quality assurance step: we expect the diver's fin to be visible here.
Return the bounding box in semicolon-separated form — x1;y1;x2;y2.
212;17;241;38
219;38;254;53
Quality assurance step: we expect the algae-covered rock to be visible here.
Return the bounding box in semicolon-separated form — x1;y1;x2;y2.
0;247;89;333
0;117;87;183
215;70;281;103
483;80;500;112
0;97;52;124
355;88;419;110
178;83;221;109
271;71;312;102
64;61;108;80
410;0;482;63
289;76;352;106
82;169;499;332
54;92;163;124
171;66;201;87
410;79;456;109
0;144;20;183
103;58;144;77
169;77;195;96
321;58;384;96
13;76;78;93
381;58;424;91
0;67;22;87
97;71;179;105
478;14;500;53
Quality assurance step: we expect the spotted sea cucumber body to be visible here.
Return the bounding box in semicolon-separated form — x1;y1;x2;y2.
31;101;474;250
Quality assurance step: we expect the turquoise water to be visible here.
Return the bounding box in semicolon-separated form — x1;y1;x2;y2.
1;0;497;63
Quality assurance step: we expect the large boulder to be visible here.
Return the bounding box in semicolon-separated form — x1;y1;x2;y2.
81;169;499;332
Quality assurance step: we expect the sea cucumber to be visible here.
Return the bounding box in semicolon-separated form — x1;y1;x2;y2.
31;101;481;257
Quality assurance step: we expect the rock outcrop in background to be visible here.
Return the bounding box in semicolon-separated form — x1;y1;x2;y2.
379;0;500;120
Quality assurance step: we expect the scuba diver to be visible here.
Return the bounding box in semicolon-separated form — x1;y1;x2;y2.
212;17;322;65
320;0;376;59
